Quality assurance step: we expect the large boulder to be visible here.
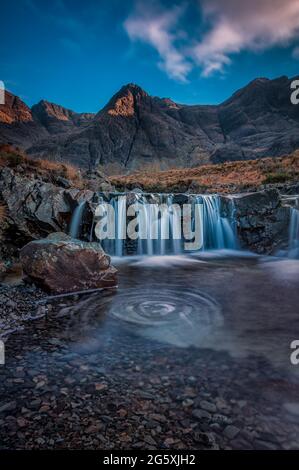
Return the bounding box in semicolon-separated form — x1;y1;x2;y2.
20;233;117;294
221;189;290;253
0;168;67;237
0;167;98;259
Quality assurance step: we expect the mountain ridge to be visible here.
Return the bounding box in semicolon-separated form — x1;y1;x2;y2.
0;76;299;172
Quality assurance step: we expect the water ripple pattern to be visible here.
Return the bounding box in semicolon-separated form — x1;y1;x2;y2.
108;286;223;346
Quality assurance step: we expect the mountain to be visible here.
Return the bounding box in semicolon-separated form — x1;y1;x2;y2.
1;76;299;171
0;91;33;124
0;91;48;148
31;100;94;134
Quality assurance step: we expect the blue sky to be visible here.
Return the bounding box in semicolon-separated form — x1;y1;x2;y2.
1;0;299;112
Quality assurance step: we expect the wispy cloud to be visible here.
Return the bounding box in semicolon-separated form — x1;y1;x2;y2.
124;2;191;82
124;0;299;80
195;0;299;76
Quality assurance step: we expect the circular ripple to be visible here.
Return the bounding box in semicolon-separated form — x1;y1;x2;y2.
108;287;222;330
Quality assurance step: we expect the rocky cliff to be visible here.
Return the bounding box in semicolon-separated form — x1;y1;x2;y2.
1;76;299;171
0;162;293;260
221;189;290;254
31;100;94;134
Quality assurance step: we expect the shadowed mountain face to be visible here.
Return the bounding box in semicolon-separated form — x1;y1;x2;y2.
31;100;94;134
1;76;299;171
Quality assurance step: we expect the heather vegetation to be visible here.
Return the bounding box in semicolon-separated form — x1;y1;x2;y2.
0;144;83;187
110;151;299;194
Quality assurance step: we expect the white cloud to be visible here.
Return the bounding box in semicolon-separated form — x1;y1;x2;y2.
194;0;299;76
124;0;299;80
124;3;191;82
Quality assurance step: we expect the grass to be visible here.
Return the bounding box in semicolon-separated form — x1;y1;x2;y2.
2;144;299;194
262;173;290;184
109;151;299;193
0;144;83;188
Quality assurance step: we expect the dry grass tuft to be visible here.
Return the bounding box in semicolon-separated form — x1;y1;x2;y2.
0;144;83;188
109;150;299;193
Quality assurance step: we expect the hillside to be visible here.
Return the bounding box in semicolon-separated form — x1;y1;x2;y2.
109;150;299;194
1;76;299;171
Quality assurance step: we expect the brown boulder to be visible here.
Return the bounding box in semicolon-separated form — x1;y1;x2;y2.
20;233;117;294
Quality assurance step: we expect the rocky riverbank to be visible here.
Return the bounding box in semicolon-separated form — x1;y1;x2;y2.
0;283;47;338
1;260;299;450
0;165;296;259
0;163;299;450
1;146;298;260
225;189;290;254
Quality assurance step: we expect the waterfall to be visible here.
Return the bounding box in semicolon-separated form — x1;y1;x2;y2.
288;198;299;259
136;194;184;256
200;195;237;250
69;201;85;239
93;193;238;256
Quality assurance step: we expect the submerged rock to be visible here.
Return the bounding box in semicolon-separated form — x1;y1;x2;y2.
20;233;117;294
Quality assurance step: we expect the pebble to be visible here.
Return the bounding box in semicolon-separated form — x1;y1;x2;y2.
200;400;217;413
283;402;299;416
223;425;240;440
192;409;211;420
0;283;299;451
0;401;17;413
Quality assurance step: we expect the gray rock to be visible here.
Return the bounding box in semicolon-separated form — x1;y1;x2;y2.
254;439;278;450
200;400;217;413
283;402;299;416
0;167;99;258
223;425;240;440
0;401;17;413
20;233;117;294
225;189;290;253
192;409;211;420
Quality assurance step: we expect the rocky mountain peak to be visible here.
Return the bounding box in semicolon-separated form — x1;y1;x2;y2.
103;83;149;118
123;82;147;93
0;91;33;124
160;97;180;109
1;76;299;171
32;100;74;123
30;100;94;134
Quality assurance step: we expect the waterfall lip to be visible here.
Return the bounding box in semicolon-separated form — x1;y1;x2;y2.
98;191;223;197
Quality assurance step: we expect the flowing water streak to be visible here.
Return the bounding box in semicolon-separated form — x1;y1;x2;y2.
288;198;299;259
199;195;237;250
69;201;85;239
169;195;182;254
115;196;127;256
135;194;182;255
92;192;238;256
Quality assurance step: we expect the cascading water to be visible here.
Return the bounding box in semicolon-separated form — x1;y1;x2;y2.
91;193;238;256
288;198;299;259
200;195;237;250
69;201;85;239
135;194;184;256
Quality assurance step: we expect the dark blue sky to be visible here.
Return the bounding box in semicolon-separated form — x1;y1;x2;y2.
1;0;299;112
